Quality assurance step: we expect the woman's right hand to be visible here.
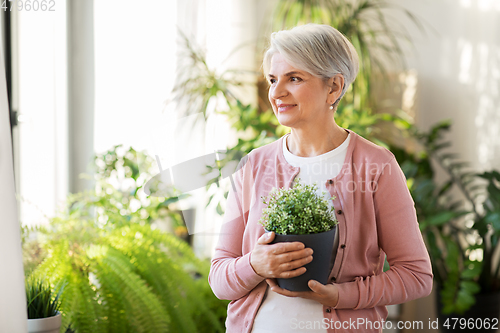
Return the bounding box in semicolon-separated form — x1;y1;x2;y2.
250;232;314;279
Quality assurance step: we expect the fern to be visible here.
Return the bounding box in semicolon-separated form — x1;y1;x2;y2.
29;212;227;332
24;145;228;333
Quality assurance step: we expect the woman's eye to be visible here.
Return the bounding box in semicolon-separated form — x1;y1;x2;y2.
269;78;276;84
291;77;302;82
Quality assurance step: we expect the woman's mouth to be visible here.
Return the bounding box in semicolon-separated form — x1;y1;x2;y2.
277;104;296;113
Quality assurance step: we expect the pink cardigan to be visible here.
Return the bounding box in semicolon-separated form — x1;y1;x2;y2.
209;130;433;333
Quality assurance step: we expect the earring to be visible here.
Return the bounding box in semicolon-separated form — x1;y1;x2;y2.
329;105;334;110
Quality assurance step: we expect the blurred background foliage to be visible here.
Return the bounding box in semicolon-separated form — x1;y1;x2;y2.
23;146;228;332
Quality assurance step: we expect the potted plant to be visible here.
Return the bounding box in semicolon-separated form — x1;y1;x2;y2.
26;275;62;333
259;181;338;291
391;120;500;332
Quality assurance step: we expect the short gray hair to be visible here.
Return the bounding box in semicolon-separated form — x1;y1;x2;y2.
263;24;359;104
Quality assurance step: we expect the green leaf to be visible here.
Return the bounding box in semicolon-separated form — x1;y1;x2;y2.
216;202;224;215
444;238;460;273
460;260;482;279
424;211;461;227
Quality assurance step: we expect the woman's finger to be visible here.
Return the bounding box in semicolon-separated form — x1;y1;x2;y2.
266;278;296;296
307;281;340;307
271;241;305;255
275;247;313;263
277;256;312;274
266;278;315;298
256;232;275;245
307;280;326;294
265;278;278;288
277;266;307;278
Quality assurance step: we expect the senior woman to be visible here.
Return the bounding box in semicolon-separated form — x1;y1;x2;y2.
209;24;432;333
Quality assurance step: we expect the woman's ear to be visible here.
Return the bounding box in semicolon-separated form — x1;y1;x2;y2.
328;74;345;105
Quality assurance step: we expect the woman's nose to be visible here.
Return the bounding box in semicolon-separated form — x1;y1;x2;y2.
270;81;288;100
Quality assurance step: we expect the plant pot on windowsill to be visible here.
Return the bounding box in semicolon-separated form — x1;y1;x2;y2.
28;313;62;333
260;181;338;292
26;275;63;333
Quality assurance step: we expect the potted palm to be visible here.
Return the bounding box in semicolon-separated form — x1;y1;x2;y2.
26;275;62;333
259;181;338;291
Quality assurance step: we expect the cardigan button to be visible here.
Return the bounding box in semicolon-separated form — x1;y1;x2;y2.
331;276;336;282
328;179;334;185
337;210;343;215
341;244;346;249
326;308;332;313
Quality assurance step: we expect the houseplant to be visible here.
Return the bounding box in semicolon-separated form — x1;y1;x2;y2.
391;120;500;331
259;181;338;291
26;275;62;333
23;145;228;333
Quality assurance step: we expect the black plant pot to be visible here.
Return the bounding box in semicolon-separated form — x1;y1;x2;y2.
270;227;336;292
437;290;500;333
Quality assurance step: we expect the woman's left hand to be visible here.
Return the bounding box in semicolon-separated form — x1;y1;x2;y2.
266;278;339;308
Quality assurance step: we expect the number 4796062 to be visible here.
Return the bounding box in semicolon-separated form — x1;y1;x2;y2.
443;317;499;330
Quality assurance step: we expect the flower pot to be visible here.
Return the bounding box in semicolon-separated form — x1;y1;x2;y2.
27;313;62;333
270;227;336;291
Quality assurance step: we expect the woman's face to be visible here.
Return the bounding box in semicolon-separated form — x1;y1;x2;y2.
267;53;332;129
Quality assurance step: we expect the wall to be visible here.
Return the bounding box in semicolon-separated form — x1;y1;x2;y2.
399;0;500;170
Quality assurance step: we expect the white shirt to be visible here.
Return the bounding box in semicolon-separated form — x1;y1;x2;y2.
251;133;350;333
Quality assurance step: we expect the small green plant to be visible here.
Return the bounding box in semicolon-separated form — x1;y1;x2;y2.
26;275;61;319
259;181;338;235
